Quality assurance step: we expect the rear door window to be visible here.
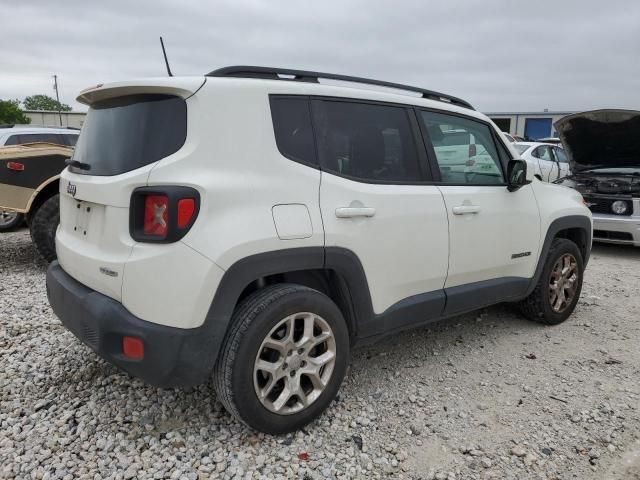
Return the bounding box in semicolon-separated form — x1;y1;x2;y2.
70;94;187;176
553;147;568;163
311;99;423;183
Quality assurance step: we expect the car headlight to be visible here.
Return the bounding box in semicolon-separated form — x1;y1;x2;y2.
611;200;628;215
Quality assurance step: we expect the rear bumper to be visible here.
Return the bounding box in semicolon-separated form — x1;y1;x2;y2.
592;214;640;246
46;261;218;387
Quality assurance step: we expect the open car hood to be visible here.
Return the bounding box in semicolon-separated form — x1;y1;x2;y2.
554;109;640;172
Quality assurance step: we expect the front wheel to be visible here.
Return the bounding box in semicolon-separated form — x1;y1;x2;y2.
213;284;350;434
0;210;24;232
519;238;584;324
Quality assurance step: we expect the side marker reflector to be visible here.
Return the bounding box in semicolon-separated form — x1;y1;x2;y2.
122;336;144;359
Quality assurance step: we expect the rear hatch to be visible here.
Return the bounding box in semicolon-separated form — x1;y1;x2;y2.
56;78;204;301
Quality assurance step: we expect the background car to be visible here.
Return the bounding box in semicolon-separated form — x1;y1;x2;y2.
0;126;79;233
500;132;525;143
428;128;502;177
554;109;640;247
0;208;23;231
537;137;562;145
0;143;74;259
0;125;80;147
513;142;570;182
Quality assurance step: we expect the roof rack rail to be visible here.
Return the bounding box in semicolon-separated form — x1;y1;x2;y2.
207;66;474;110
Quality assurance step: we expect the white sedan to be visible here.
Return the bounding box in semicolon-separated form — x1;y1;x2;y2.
513;142;571;182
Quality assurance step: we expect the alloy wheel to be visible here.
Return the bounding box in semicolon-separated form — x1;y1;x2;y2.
0;210;19;228
548;253;579;313
253;312;336;415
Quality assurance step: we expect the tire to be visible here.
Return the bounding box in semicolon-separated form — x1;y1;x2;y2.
519;238;584;325
0;211;24;232
29;194;59;263
213;284;350;434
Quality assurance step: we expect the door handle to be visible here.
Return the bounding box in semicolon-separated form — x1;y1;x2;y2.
452;205;481;215
335;207;376;218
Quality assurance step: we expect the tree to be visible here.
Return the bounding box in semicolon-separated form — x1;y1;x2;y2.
0;99;31;124
23;94;72;112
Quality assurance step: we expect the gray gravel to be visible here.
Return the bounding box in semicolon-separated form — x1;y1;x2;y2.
1;229;639;479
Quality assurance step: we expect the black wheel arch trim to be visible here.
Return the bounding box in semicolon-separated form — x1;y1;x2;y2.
203;247;326;368
205;214;591;365
203;246;376;365
524;215;592;297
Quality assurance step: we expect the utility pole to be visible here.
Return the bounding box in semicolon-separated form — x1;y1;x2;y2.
52;75;63;126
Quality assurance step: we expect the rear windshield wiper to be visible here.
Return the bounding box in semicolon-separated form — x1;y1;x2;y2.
65;159;91;171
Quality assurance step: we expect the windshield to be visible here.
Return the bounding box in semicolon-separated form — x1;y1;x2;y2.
70;94;187;176
513;144;529;154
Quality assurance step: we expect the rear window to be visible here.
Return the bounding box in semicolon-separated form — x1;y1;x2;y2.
440;131;471;146
64;134;78;146
513;144;529;155
5;133;67;146
70;94;186;176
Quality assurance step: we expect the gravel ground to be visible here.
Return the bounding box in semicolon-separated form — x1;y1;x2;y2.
1;229;639;480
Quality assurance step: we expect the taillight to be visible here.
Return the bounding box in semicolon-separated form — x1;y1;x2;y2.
130;186;200;243
143;195;169;236
177;198;196;228
468;144;477;157
7;162;25;171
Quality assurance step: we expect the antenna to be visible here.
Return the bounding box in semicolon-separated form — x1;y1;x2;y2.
52;74;63;126
159;37;173;77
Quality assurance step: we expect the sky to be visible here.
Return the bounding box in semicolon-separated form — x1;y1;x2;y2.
2;0;639;113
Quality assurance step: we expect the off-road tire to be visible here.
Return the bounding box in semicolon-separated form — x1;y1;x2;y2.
519;238;584;325
213;284;350;434
0;211;24;232
29;194;59;263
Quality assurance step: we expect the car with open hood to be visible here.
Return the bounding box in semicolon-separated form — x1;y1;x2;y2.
555;109;640;246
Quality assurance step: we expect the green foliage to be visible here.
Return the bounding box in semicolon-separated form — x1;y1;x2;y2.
23;94;72;112
0;99;31;124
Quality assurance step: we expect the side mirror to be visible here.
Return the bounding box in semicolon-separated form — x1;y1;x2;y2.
507;159;533;192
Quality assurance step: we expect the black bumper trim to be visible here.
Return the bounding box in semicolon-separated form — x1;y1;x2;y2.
46;261;217;388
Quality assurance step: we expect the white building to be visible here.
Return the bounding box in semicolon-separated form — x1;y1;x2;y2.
24;110;86;129
485;111;576;140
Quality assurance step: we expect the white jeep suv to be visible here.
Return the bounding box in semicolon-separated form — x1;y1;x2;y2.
46;67;592;434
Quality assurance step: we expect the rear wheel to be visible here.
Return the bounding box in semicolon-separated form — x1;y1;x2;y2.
519;238;584;324
29;194;59;263
214;284;349;434
0;210;23;232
